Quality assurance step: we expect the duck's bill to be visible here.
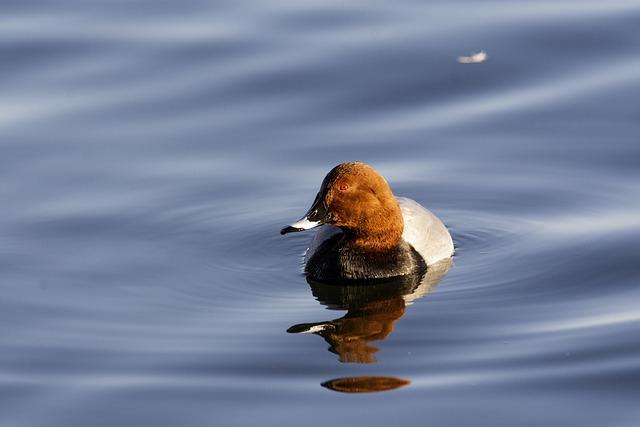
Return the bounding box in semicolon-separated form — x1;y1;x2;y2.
280;217;321;235
280;191;330;235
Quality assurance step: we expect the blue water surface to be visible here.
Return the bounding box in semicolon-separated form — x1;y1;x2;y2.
1;1;640;426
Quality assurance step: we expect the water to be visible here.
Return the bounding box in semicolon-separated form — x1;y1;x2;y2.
1;1;640;425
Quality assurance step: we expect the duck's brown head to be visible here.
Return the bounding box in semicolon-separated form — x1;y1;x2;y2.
281;162;404;252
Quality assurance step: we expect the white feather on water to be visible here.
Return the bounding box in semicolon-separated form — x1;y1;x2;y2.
458;50;488;64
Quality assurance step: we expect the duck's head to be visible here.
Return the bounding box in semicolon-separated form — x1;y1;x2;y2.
281;162;404;251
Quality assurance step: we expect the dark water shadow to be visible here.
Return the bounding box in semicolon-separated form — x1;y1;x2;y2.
288;259;452;392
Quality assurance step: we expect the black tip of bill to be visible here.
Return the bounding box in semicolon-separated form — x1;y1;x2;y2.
280;226;303;235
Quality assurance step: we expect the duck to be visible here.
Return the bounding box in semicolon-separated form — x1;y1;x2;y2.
281;162;454;282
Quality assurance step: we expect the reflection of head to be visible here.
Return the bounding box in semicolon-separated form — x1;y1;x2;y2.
322;376;411;393
297;294;406;364
287;259;452;364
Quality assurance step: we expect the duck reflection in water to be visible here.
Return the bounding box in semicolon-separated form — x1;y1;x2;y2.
288;259;451;364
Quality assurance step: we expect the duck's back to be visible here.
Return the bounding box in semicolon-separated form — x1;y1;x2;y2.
397;197;454;266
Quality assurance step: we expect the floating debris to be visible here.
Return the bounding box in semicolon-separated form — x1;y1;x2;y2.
458;50;488;64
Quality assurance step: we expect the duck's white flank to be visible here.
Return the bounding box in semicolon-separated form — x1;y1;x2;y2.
397;197;454;266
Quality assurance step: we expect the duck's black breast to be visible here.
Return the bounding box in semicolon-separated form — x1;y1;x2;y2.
305;233;427;283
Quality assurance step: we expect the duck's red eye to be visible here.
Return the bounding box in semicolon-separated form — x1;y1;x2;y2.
339;183;349;191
